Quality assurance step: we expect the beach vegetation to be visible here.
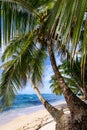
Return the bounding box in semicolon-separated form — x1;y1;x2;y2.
50;58;87;99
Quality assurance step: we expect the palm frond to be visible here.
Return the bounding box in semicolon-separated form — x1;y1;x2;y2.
81;16;87;84
2;33;30;61
71;0;87;57
2;0;41;18
0;32;36;109
1;0;40;45
50;75;62;95
31;47;47;85
0;30;47;109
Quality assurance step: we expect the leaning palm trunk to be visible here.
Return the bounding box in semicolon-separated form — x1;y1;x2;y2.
28;77;63;123
47;38;87;130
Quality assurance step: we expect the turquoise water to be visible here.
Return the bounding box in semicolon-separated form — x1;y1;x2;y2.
9;94;64;110
0;94;65;125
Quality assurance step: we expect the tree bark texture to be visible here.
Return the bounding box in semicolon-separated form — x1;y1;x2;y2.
47;37;87;115
56;113;87;130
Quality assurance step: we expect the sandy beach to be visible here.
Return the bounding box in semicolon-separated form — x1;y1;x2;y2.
0;101;67;130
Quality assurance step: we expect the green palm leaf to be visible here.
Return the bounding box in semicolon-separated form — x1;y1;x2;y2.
0;33;35;109
0;30;47;109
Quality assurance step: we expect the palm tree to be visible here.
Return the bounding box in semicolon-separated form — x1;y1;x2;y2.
0;31;63;121
0;0;64;125
46;1;87;129
0;0;87;129
50;59;87;99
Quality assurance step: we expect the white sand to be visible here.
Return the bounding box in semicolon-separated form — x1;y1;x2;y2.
0;109;55;130
0;101;66;130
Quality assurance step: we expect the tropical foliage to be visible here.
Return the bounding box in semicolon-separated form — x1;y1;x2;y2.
1;0;54;45
0;0;57;109
50;58;87;96
0;1;87;128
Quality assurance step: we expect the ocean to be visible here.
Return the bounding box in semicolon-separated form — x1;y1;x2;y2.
0;94;65;125
6;94;64;110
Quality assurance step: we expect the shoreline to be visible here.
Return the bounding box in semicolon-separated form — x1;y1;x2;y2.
0;109;55;130
0;100;66;130
0;99;65;125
